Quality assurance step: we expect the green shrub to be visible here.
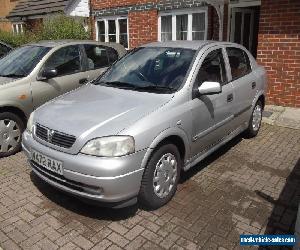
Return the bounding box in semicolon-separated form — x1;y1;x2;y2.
38;15;89;41
0;30;36;47
0;14;89;47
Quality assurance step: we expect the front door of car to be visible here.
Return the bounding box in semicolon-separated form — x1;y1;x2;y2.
31;45;88;109
81;44;120;81
190;47;235;158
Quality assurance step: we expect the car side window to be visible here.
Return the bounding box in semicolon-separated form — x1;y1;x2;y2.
107;47;119;64
0;44;10;57
44;45;81;77
226;47;251;81
83;45;110;70
196;48;227;88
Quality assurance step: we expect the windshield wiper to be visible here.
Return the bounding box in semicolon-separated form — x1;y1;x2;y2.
0;73;25;78
134;85;176;93
95;81;137;89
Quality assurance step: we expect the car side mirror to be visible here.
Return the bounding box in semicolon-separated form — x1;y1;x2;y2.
198;81;222;95
41;68;57;80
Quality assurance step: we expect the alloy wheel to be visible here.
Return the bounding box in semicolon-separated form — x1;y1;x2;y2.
0;119;21;153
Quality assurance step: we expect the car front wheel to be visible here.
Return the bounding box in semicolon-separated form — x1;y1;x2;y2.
0;112;24;158
138;144;181;209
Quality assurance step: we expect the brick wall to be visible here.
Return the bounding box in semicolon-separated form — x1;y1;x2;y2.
257;0;300;107
128;9;158;48
0;0;20;32
93;0;156;10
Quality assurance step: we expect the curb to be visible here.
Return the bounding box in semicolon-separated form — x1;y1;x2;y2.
262;105;300;130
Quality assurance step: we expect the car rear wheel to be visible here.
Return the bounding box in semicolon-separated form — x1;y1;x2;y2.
244;100;263;138
138;144;181;209
0;112;24;158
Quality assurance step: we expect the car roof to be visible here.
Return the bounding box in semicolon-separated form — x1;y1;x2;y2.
143;40;243;50
23;40;127;57
26;40;118;48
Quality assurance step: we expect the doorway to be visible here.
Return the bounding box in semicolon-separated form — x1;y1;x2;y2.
230;6;260;57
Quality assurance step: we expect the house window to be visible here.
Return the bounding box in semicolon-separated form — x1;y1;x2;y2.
158;9;207;42
96;17;128;49
12;23;24;34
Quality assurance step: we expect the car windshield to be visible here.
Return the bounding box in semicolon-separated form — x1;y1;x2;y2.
96;47;196;93
0;45;50;78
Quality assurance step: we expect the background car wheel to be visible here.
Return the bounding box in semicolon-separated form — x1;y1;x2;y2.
0;112;24;158
244;100;263;138
138;144;181;209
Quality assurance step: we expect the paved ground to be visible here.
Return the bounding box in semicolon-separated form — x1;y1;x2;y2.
0;124;299;250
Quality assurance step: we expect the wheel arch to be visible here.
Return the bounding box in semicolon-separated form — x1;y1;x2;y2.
258;94;265;109
140;128;190;170
0;106;27;126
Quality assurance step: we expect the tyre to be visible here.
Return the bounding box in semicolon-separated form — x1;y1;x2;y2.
244;100;263;138
138;144;181;209
0;112;25;158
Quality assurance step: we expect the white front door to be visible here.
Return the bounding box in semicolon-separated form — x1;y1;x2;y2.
230;8;255;52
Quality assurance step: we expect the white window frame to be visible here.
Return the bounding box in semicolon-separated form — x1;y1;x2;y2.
158;8;208;42
95;16;129;49
12;22;24;34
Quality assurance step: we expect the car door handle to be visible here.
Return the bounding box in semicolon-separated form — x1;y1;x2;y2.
252;82;256;89
79;78;88;84
227;93;233;103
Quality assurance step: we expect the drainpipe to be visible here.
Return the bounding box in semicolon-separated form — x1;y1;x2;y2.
88;0;93;39
204;0;227;41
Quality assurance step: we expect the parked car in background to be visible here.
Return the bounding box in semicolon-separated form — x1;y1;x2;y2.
22;41;267;209
0;40;126;157
0;41;12;58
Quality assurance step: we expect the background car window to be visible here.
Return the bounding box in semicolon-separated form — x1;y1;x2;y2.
107;47;119;64
196;49;227;87
44;45;81;77
83;45;110;70
226;47;251;80
0;44;10;57
0;46;50;77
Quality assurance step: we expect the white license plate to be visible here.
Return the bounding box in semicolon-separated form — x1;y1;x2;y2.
31;150;63;175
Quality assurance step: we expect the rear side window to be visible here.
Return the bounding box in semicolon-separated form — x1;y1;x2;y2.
196;49;227;87
44;45;81;77
226;47;251;80
83;45;111;70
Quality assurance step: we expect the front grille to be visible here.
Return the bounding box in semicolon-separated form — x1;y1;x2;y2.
35;124;76;148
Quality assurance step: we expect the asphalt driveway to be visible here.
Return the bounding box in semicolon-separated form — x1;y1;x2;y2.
0;124;299;250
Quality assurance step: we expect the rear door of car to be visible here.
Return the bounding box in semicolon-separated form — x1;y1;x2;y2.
31;44;89;109
80;44;122;81
225;46;258;126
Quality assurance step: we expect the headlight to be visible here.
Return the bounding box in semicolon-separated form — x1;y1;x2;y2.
27;112;35;133
81;136;135;157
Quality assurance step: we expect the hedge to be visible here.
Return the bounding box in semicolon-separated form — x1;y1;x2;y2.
0;15;89;47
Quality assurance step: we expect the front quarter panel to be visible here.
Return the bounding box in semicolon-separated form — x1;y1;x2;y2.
0;79;33;118
120;94;193;167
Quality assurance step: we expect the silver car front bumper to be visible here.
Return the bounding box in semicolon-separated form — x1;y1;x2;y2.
22;131;146;208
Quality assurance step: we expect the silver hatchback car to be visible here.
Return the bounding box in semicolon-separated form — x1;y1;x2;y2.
22;41;267;209
0;40;126;157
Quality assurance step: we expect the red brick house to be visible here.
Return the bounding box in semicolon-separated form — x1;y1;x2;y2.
91;0;300;107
